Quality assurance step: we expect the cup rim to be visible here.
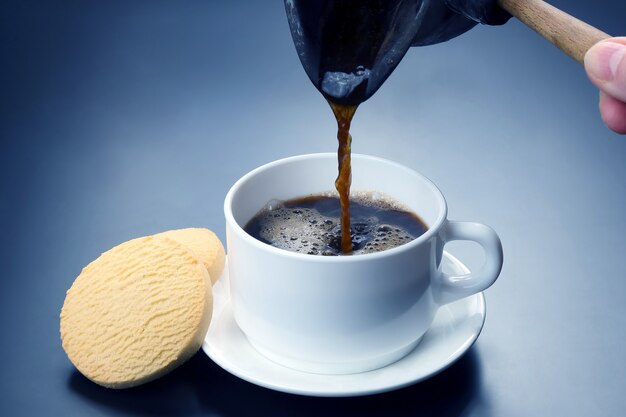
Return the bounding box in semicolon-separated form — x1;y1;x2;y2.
224;153;448;262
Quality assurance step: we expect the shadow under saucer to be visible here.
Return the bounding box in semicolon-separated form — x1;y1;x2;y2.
68;346;486;417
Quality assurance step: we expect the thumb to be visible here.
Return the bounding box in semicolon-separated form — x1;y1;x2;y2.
584;37;626;103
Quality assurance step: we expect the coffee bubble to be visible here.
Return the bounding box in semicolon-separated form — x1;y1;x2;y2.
244;194;427;256
264;199;283;212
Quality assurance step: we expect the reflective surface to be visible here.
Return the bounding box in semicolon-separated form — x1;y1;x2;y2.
285;0;428;105
1;0;626;416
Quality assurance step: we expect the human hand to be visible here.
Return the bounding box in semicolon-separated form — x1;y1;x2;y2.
584;38;626;134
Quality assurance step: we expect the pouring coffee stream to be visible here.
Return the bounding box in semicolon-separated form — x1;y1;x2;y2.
285;0;610;253
329;102;357;253
286;0;430;253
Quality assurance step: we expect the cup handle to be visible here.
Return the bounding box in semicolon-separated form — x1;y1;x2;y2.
434;221;503;305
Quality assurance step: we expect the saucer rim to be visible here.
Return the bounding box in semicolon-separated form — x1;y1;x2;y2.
202;252;486;397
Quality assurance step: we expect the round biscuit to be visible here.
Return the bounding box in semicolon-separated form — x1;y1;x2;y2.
60;235;212;388
157;228;225;284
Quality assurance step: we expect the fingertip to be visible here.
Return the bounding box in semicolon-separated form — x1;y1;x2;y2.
585;39;626;103
599;92;626;134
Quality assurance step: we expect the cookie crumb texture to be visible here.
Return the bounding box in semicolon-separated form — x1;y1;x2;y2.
60;235;212;388
158;228;225;284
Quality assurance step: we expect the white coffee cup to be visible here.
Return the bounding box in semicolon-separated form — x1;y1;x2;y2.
224;153;503;374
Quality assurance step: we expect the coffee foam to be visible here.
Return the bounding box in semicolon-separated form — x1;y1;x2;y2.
256;192;416;256
351;190;413;213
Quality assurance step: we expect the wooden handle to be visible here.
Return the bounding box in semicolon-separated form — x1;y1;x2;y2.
498;0;611;64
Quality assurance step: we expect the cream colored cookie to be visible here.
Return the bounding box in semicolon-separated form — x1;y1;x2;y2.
60;235;212;389
157;228;225;284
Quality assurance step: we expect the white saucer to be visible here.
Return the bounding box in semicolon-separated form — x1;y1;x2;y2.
202;252;486;397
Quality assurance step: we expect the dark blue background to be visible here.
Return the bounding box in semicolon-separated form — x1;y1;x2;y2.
1;1;625;416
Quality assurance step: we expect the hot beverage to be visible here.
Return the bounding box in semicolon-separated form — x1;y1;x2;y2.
330;102;357;253
244;192;428;256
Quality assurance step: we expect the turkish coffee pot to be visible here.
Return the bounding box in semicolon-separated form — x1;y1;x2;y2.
285;0;610;106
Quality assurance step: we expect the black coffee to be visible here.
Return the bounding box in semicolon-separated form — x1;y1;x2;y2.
330;102;357;254
244;193;428;256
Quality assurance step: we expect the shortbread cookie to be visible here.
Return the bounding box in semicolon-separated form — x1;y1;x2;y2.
158;228;225;284
60;235;212;389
